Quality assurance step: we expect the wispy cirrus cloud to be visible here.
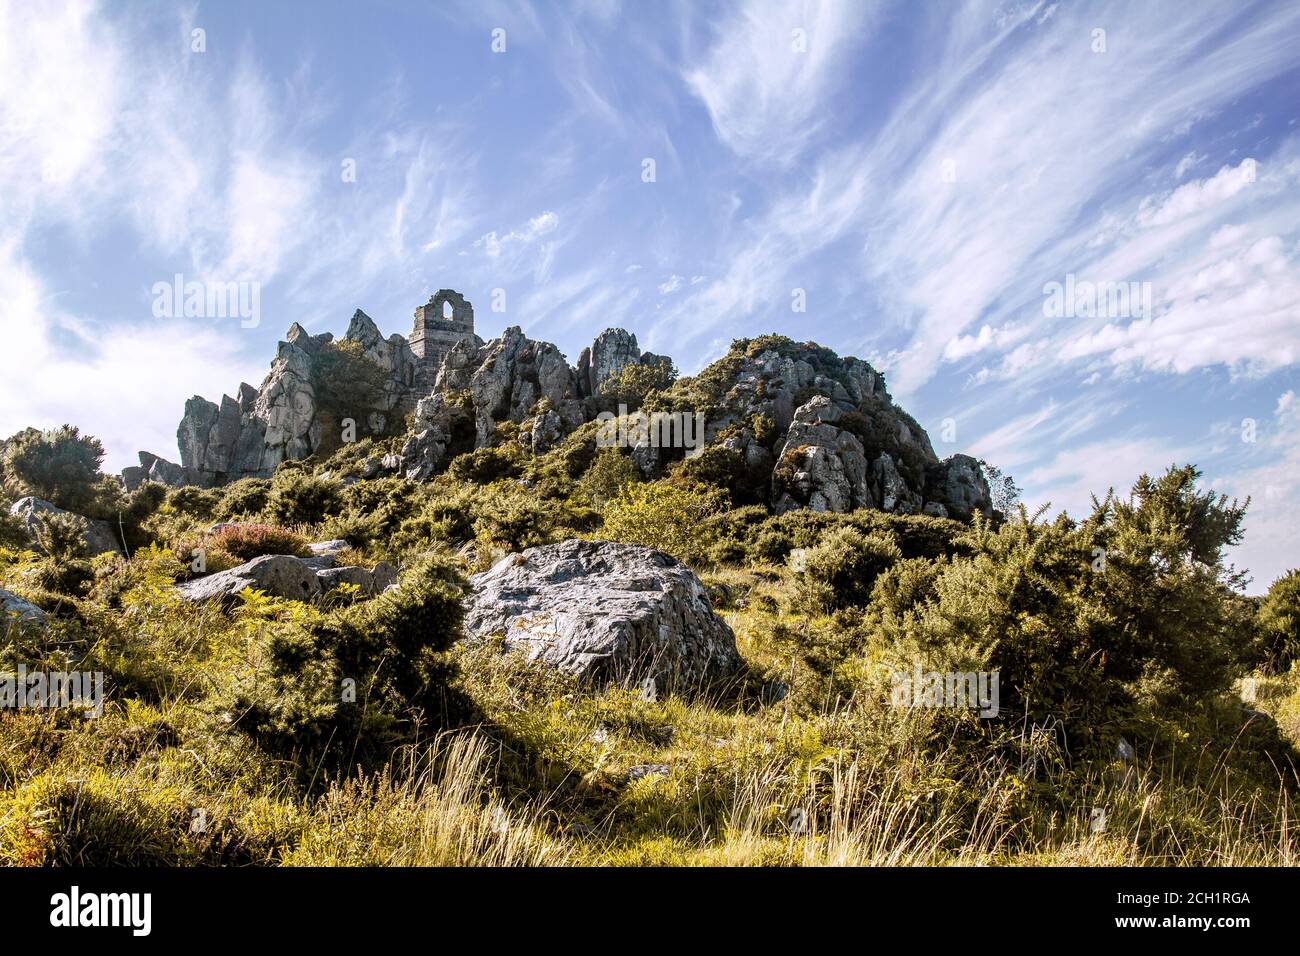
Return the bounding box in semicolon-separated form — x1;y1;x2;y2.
684;0;878;166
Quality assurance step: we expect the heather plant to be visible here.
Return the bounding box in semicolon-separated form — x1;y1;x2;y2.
208;523;310;561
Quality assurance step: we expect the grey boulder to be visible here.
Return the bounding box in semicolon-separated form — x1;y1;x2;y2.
9;497;123;557
463;539;742;687
176;553;396;603
0;588;46;625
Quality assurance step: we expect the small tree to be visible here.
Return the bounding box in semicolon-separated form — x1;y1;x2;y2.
2;425;106;512
597;358;677;413
979;459;1022;515
1256;569;1300;670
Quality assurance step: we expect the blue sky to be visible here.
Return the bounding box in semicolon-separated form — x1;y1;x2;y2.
2;0;1298;589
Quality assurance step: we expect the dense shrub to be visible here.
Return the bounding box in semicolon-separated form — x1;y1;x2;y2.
741;509;963;566
671;446;762;502
0;425;106;513
0;510;26;549
215;477;271;520
793;527;901;612
266;470;343;525
579;447;637;507
596;358;677;413
29;510;89;563
1255;570;1300;670
860;466;1255;750
600;480;727;565
447;446;521;484
165;485;223;520
221;553;467;766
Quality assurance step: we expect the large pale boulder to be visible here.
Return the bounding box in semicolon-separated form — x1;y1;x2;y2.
176;553;396;603
463;539;742;686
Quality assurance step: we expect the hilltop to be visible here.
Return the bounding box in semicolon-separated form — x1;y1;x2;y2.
0;291;1296;868
122;290;993;524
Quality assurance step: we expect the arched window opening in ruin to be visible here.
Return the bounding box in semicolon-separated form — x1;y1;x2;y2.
443;300;454;320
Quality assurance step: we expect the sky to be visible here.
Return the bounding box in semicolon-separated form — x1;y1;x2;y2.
1;0;1298;590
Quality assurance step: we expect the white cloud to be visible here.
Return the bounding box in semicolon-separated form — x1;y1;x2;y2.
1136;160;1257;228
1174;150;1204;179
474;211;560;259
0;242;262;472
684;0;875;165
0;0;121;230
658;274;683;294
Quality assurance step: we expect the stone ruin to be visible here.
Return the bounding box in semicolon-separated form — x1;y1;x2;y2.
123;288;994;522
410;290;475;363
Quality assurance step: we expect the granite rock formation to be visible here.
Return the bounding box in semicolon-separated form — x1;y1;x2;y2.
462;539;742;686
127;290;992;521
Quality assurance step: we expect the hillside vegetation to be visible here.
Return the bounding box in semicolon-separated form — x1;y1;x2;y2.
1;420;1298;867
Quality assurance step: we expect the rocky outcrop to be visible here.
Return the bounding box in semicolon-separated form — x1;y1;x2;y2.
522;406;563;455
122;450;203;490
467;326;578;446
463;539;742;687
577;328;642;398
159;297;476;487
9;497;123;557
771;397;873;513
931;453;993;520
400;394;456;482
176;553;397;603
708;347;887;436
873;453;921;514
129;289;992;526
1;587;46;625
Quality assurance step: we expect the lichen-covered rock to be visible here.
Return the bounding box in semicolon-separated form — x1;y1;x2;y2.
523;407;563;455
937;453;993;520
176;554;397;603
772;398;873;513
0;587;46;625
463;539;742;687
315;561;398;594
873;453;921;514
400;394;453;481
469;326;575;446
9;497;123;557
